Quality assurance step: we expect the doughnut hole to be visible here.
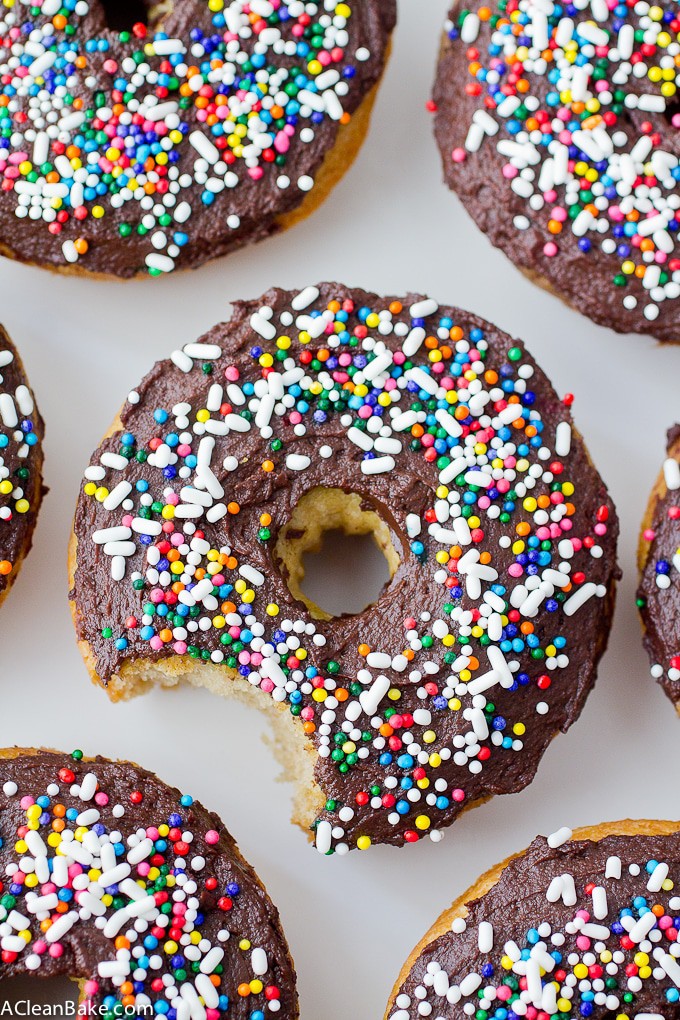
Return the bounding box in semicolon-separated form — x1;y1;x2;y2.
99;0;172;32
273;487;400;620
2;975;79;1009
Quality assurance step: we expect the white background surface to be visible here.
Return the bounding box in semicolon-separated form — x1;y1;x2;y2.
0;1;679;1015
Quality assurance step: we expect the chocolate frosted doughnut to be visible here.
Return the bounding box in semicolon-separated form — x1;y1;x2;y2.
0;747;298;1017
386;820;680;1020
0;327;44;608
432;0;680;342
69;283;619;853
0;1;395;278
638;425;680;711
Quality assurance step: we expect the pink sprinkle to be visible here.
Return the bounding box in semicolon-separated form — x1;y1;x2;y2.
543;241;558;257
452;147;467;163
205;830;220;845
508;563;524;578
502;164;518;179
150;636;163;651
452;789;466;803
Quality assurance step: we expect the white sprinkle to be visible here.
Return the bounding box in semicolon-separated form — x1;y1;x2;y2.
605;856;622;880
189;130;219;163
477;922;493;953
286;454;311;471
663;457;680;492
409;298;439;319
402;327;426;357
0;394;17;428
45;911;78;943
183;343;221;360
240;565;264;587
251;948;268;976
171;350;194;373
563;581;605;616
348;427;374;451
291;286;319;311
547;826;572;849
629;910;657;943
647;862;669;892
435;408;463;438
555;422;572;457
145;254;175;273
359;674;390;716
592;886;608;919
315;821;332;854
250;313;277;340
407;367;438;395
361;456;395;475
460;12;480;43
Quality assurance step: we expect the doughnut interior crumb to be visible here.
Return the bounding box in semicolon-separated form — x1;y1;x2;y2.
274;486;400;620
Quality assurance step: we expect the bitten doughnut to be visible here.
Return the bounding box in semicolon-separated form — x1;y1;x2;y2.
0;1;395;278
432;0;680;343
0;327;44;609
385;820;680;1020
69;283;619;854
637;425;680;711
0;747;298;1017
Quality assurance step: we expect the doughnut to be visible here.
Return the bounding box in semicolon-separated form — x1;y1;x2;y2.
432;0;680;343
637;425;680;712
0;747;298;1017
0;1;395;278
0;327;44;608
385;819;680;1020
69;283;619;854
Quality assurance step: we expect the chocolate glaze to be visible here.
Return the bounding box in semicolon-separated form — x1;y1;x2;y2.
0;1;395;278
433;1;680;344
71;284;619;851
0;328;44;604
0;749;298;1016
390;828;680;1019
638;426;680;707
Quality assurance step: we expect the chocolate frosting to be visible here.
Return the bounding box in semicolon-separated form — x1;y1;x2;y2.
0;328;44;603
433;1;680;344
0;748;298;1017
71;284;619;852
637;426;680;707
0;1;395;277
389;827;680;1019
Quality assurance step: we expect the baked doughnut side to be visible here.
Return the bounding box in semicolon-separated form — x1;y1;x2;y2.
0;747;299;1018
386;820;680;1020
637;426;680;711
70;284;619;853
